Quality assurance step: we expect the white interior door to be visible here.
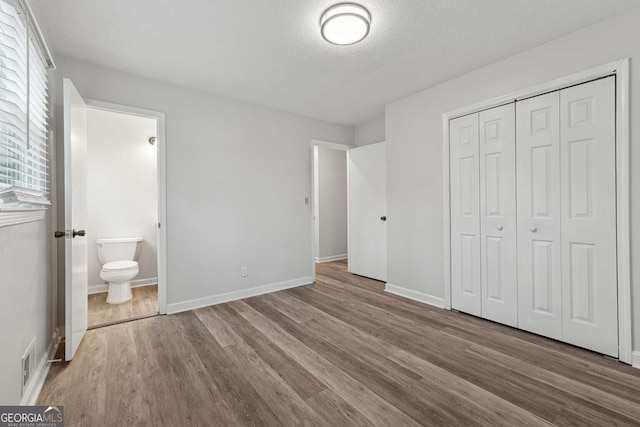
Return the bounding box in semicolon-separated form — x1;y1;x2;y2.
516;91;563;340
560;77;618;357
348;142;387;281
479;104;518;327
63;79;89;361
450;114;482;316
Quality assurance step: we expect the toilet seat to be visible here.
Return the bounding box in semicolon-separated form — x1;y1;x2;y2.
102;260;138;272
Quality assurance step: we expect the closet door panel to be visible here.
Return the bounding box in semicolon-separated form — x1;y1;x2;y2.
450;114;482;316
516;92;563;340
479;103;517;327
560;77;618;357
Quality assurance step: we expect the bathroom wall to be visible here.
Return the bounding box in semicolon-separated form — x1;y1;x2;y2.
314;146;348;262
86;108;158;291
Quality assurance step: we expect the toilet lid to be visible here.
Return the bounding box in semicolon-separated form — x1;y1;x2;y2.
102;260;138;272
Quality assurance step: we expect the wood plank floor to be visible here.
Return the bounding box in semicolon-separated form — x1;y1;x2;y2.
87;284;158;328
39;260;640;426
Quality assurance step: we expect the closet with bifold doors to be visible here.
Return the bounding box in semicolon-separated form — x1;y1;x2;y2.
449;76;618;357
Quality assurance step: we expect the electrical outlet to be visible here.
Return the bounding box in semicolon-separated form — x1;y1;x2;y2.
241;266;248;277
22;338;36;396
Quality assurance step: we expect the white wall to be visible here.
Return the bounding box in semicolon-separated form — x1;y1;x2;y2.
86;109;158;291
0;219;55;404
385;9;640;348
314;147;348;261
49;56;354;313
355;115;385;147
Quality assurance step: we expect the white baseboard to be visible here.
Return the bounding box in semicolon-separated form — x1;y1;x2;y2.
20;331;60;406
167;276;313;315
385;283;445;309
632;351;640;369
315;254;348;263
88;277;158;294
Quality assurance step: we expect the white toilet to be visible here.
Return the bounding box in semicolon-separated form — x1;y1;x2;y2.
97;237;144;304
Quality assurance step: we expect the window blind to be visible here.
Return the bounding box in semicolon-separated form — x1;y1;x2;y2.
27;31;49;193
0;0;50;198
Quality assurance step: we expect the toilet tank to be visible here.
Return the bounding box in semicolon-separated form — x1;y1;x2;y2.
96;237;143;265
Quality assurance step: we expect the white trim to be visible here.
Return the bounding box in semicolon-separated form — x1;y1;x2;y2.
0;208;46;228
441;58;632;364
21;0;56;69
310;139;354;151
385;284;445;309
311;145;318;283
315;254;348;263
166;277;313;314
310;139;354;283
615;59;632;365
442;112;452;310
444;59;624;121
49;105;58;365
346;150;352;274
20;331;60;406
632;351;640;369
88;278;158;295
84;99;168;316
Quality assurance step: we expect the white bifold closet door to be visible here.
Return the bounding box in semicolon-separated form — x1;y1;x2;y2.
479;104;517;327
517;77;617;357
516;91;563;340
559;77;617;357
451;105;518;325
450;114;482;316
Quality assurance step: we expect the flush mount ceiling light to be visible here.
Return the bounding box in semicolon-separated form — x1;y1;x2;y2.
320;3;371;46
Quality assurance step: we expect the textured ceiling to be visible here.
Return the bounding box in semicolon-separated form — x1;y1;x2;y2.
31;0;640;126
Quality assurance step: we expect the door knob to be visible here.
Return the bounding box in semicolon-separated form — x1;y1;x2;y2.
72;229;86;238
380;216;387;221
530;226;538;233
496;225;503;231
54;231;65;238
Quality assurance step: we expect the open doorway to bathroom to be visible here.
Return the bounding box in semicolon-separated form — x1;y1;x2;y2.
311;140;351;281
84;105;161;328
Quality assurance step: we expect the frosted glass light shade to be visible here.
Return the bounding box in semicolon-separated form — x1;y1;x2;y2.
320;3;371;46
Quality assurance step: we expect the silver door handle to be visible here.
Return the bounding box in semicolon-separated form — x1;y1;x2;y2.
530;226;538;233
496;225;503;231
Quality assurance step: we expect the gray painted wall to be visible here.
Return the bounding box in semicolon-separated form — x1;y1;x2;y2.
0;219;55;404
355;115;385;147
315;147;348;260
49;56;354;316
385;9;640;350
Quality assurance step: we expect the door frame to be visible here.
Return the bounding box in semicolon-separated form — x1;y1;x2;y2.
85;99;168;315
309;139;354;282
441;58;631;364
